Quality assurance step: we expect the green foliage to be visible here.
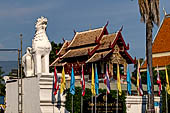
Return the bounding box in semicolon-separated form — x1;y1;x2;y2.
0;67;4;76
131;58;144;85
158;65;170;112
49;41;62;72
0;67;5;96
66;87;126;113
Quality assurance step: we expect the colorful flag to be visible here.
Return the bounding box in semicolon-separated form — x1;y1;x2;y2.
52;70;56;104
95;64;99;95
127;66;131;95
117;64;122;96
165;66;170;94
137;60;143;96
53;67;59;95
104;64;110;94
70;65;75;95
80;65;85;96
60;66;66;94
147;67;151;94
91;64;96;96
156;66;162;96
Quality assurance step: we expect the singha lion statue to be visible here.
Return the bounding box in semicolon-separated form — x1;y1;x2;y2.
23;16;51;77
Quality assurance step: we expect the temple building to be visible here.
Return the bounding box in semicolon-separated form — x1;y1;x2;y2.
50;23;135;81
141;14;170;71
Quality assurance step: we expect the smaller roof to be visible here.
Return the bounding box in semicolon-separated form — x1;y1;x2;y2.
97;33;117;51
86;50;112;63
61;46;95;59
141;56;170;69
68;27;105;48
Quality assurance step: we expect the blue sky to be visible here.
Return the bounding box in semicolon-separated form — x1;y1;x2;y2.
0;0;170;61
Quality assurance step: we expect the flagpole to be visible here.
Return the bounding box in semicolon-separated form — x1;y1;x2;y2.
81;96;83;113
95;95;96;113
116;89;118;113
106;90;107;113
166;87;168;113
92;95;93;113
72;95;73;113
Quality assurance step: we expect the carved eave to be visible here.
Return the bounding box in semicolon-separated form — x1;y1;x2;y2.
119;50;135;64
88;43;101;56
90;33;116;56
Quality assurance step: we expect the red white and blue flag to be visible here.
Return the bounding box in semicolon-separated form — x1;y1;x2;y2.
53;67;59;95
80;65;85;96
156;66;162;96
137;60;143;96
104;65;110;94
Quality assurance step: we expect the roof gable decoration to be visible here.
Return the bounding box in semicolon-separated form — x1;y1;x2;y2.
110;30;129;51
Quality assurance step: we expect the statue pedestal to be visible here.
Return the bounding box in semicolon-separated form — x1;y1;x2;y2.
39;73;66;113
5;73;66;113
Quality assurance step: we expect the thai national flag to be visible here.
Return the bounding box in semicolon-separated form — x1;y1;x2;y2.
139;73;143;96
53;67;59;95
104;65;110;94
156;66;162;96
137;60;143;96
80;65;85;96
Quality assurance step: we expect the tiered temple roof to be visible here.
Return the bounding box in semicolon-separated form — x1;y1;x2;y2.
141;14;170;70
51;23;135;76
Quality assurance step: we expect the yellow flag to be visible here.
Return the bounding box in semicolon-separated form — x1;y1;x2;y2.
60;66;66;94
137;60;140;95
91;64;96;96
117;64;122;95
165;66;170;94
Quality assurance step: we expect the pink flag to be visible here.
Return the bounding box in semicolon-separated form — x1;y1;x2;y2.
80;65;85;96
53;67;59;95
104;65;110;94
156;66;162;96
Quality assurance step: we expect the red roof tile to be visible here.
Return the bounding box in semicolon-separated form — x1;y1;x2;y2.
141;56;170;69
152;16;170;53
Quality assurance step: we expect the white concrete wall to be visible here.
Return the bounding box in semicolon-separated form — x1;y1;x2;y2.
6;77;42;113
23;77;41;113
6;80;18;113
126;96;161;113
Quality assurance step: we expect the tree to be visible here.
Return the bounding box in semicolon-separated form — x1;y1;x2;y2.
49;41;63;72
138;0;160;113
0;67;5;96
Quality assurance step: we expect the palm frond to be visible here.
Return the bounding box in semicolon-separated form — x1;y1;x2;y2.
138;0;160;26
